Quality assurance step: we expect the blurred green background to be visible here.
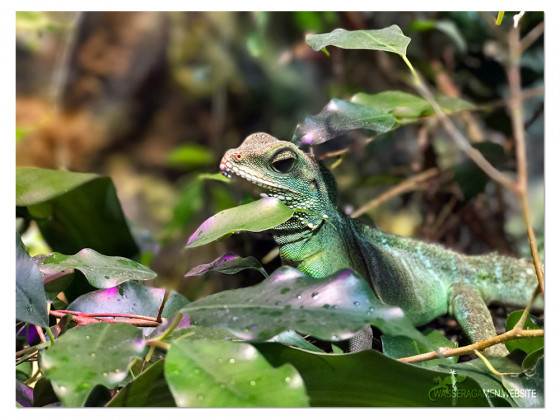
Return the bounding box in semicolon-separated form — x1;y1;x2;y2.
16;11;544;300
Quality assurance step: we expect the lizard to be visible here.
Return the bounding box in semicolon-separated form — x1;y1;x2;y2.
219;132;543;355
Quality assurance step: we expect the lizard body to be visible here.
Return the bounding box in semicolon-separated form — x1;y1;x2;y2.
220;133;542;354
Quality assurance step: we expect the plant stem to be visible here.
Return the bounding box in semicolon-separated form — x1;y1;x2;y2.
51;309;160;322
145;313;185;362
399;327;542;364
35;325;47;343
45;326;56;345
506;23;545;296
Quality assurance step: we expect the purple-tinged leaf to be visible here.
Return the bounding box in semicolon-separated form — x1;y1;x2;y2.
180;266;431;346
16;233;49;327
292;99;395;145
68;281;189;320
16;380;34;407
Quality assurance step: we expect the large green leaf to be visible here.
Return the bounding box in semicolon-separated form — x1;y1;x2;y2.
504;310;544;354
292;99;395;145
257;343;491;407
107;360;176;407
180;266;430;346
16;167;138;258
34;249;157;289
164;339;309;407
186;197;294;248
184;252;268;278
382;328;458;367
16;233;49;327
68;281;189;319
431;354;533;407
306;25;411;56
40;323;146;407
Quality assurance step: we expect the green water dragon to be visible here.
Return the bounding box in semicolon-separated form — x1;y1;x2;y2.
219;132;542;354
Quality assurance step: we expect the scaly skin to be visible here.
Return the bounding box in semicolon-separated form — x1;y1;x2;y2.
220;133;542;354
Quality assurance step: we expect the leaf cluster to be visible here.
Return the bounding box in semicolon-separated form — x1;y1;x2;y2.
15;20;543;408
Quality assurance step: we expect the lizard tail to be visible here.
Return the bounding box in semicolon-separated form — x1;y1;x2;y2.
466;253;543;311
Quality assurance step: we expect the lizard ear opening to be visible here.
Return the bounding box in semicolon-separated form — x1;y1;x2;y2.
270;149;298;173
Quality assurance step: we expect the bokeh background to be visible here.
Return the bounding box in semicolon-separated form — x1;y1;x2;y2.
16;11;544;301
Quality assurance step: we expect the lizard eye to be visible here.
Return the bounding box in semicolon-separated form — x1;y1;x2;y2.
270;149;298;173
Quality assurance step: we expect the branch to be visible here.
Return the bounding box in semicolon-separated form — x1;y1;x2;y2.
399;327;542;364
351;168;440;218
50;310;162;327
505;24;545;296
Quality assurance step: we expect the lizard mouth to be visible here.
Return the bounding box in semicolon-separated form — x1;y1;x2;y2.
219;158;300;205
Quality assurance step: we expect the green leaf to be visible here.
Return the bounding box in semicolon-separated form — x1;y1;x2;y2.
186;197;294;248
435;95;474;113
522;347;544;371
164;339;309;407
292;99;395;145
167;143;213;169
40;323;146;407
351;90;432;120
432;355;527;407
306;25;411;56
257;343;491;406
351;90;474;123
504;310;544;354
16;233;49;327
434;20;467;53
184;252;268;278
181;266;429;346
68;281;189;319
34;249;157;289
501;356;543;407
155;325;238;343
382;328;458;367
16;168;139;258
269;331;325;353
107;360;176;407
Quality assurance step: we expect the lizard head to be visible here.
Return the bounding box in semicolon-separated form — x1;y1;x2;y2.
220;132;335;229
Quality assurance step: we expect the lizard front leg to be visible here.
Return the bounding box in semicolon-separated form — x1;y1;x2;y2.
448;283;508;356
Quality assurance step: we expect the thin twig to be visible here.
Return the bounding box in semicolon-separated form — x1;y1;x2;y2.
35;325;47;343
399;327;543;364
512;285;541;331
351;168;440;218
50;310;161;327
506;23;545;295
156;290;172;324
520;21;544;53
51;309;160;322
414;80;520;193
